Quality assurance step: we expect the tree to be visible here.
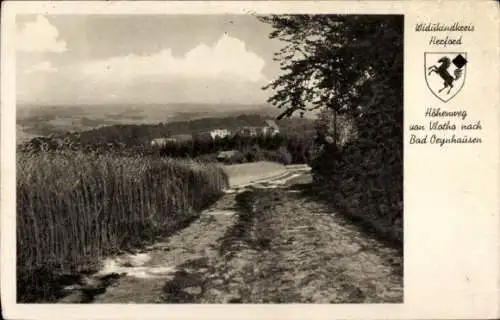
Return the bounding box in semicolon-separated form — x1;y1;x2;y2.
259;15;404;242
258;14;403;152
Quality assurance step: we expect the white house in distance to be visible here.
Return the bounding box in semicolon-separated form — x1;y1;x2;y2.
151;137;177;148
150;119;280;147
234;119;280;137
262;119;280;136
210;128;231;140
150;134;193;147
217;150;241;162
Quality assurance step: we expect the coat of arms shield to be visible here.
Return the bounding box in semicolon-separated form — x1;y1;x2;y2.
425;52;467;102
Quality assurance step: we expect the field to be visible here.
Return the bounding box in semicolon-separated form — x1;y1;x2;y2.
17;150;229;302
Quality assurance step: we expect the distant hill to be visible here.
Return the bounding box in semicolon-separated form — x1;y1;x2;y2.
30;114;316;149
16;125;40;145
17;103;282;137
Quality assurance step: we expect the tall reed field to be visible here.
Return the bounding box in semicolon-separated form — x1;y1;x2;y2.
17;150;229;302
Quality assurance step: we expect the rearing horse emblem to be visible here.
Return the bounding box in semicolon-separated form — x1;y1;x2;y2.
425;53;467;102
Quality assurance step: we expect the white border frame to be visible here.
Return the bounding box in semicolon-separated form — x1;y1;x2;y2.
2;1;499;320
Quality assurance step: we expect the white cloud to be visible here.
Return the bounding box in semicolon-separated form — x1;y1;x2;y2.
23;61;58;74
80;34;266;83
17;34;271;105
17;15;67;52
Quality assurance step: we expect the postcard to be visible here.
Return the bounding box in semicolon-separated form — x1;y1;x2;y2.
1;1;498;319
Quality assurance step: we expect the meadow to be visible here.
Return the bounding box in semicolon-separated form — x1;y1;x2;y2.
17;150;228;302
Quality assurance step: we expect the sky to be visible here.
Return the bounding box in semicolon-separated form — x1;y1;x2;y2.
16;15;285;106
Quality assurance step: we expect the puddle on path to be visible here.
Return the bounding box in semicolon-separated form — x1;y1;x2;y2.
96;253;177;279
204;210;238;216
86;208;237;303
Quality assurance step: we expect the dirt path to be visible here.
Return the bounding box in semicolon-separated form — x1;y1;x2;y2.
91;193;240;303
156;188;402;304
209;188;403;303
58;164;402;303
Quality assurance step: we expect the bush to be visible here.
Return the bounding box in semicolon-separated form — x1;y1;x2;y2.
17;150;228;302
312;139;403;244
22;130;317;166
262;146;293;165
158;134;314;165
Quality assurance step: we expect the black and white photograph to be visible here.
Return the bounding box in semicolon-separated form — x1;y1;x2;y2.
15;12;403;304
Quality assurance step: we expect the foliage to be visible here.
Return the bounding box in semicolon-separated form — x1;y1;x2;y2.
20;115;316;165
22;130;315;165
17;151;228;302
258;15;403;121
314;109;358;147
259;14;403;243
157;133;314;165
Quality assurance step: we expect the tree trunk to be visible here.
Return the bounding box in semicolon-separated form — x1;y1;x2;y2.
332;110;337;147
